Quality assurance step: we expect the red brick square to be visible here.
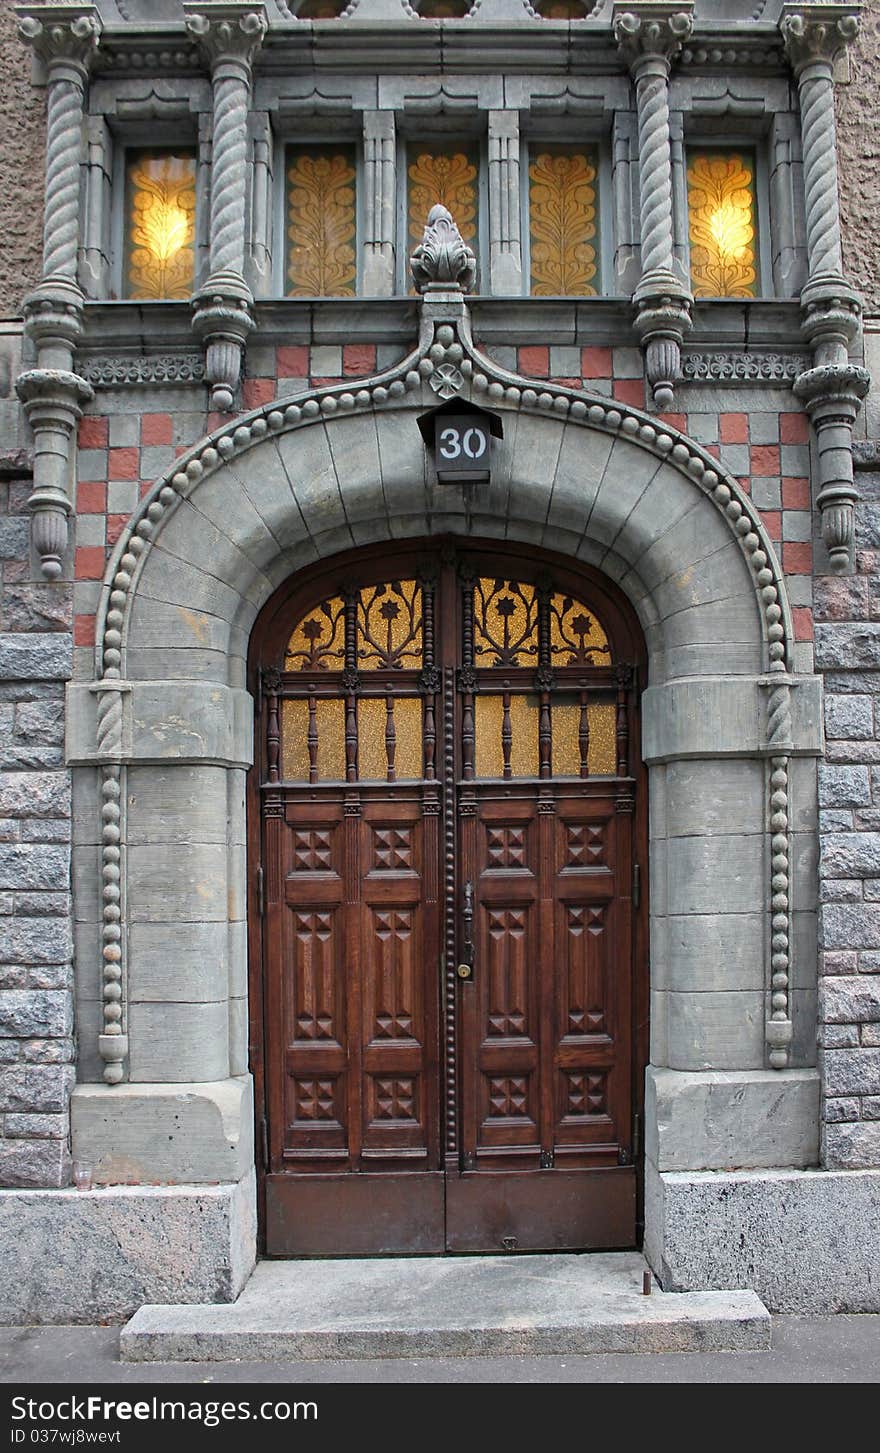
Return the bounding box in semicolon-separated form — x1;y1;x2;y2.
310;377;343;389
783;540;813;574
76;480;106;514
581;346;613;379
704;443;721;460
175;445;188;458
277;345;310;377
106;514;129;548
206;412;233;433
108;447;139;481
343;344;376;376
720;413;749;444
780;412;810;444
792;607;814;642
750;445;781;476
74;614;96;646
242;378;275;409
736;476;751;496
782;476;811;510
75;546;105;580
657;412;687;432
613;378;646;409
79;416;108;449
139;479;154;499
140;413;174;447
518;346;550;378
551;377;582;389
762;510;782;541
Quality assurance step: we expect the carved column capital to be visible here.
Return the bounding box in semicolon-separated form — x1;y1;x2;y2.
16;3;102;87
779;3;861;77
183;2;268;79
612;2;694;76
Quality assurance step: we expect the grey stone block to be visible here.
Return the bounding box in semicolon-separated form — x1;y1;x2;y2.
665;834;763;917
0;919;72;966
815;623;880;670
663;759;763;838
126;843;229;924
820;975;880;1024
0;635;72;683
127;766;229;846
0;773;70;819
129;921;228;1003
823;1122;880;1169
0;1138;69;1189
0;990;72;1039
0;1064;74;1113
822;1047;880;1095
660;913;764;993
0;1170;256;1323
818;764;871;808
645;1163;880;1311
823;1094;860;1118
127;1000;229;1083
645;1066;819;1171
663;989;765;1070
71;1077;253;1186
822;902;880;950
0;845;68;892
822;832;880;878
644;678;762;761
4;1112;67;1139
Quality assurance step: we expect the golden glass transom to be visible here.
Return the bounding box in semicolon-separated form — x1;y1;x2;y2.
549;592;611;665
529;146;599;297
286;145;357;298
357;581;422;671
473;579;539;667
125;151;196;301
285;596;346;671
686;150;759;299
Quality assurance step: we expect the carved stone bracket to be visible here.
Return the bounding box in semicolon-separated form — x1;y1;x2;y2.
613;3;695;409
184;4;268;409
16;368;94;580
794;362;870;573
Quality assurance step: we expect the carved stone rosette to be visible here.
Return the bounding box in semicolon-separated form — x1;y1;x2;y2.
613;3;694;410
184;4;268;409
781;4;867;572
15;4;101;577
410;206;477;295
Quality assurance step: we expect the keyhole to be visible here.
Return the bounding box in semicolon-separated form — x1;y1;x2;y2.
501;1235;518;1252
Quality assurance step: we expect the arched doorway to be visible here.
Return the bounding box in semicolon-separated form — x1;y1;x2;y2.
248;538;649;1255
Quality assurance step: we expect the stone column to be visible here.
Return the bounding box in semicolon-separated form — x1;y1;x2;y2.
183;3;268;411
488;111;522;296
14;5;100;581
362;110;396;297
781;4;869;573
613;2;694;411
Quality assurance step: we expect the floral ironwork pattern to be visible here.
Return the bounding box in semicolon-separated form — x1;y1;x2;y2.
407;146;478;279
285;595;346;670
357;581;423;671
286;148;357;297
549;592;612;665
528;149;599;297
473;579;540;667
126;152;196;300
686;152;758;299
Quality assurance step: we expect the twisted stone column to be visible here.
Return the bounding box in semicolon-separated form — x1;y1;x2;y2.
15;5;100;579
184;4;268;410
614;2;693;410
781;5;868;572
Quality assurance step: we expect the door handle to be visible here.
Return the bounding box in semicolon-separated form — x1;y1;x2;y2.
457;879;474;982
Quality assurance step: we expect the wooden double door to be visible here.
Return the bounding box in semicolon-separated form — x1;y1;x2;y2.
250;543;647;1255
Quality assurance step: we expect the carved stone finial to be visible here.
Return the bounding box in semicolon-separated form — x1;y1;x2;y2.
183;2;268;71
779;3;861;74
612;2;694;72
410;205;477;295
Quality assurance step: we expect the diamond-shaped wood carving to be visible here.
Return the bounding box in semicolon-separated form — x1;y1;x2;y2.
293;829;333;871
566;822;605;867
488;1076;528;1117
373;826;413;871
565;1071;606;1116
486;825;527;869
294;1078;337;1120
374;1077;416;1120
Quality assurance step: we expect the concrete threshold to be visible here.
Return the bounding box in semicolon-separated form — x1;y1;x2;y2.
120;1253;770;1361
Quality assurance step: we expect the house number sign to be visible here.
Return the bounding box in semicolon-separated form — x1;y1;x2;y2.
434;415;491;482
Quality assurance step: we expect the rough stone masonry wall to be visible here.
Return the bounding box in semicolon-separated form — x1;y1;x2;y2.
837;0;880;314
0;452;74;1188
0;2;44;320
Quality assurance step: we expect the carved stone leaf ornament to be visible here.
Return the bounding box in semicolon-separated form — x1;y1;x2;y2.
410;205;477;294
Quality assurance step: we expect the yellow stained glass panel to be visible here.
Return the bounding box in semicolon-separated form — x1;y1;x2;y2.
285;595;346;671
357;580;422;671
529;147;598;297
687;151;758;299
475;695;539;779
551;700;616;776
282;698;345;781
473;578;539;667
408;143;478;286
286;146;357;298
357;696;423;781
125;151;196;301
587;703;616;776
549;591;612;665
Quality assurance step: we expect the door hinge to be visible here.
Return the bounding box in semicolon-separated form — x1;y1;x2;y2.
633;1111;641;1160
256;864;264;918
633;863;641;909
260;1116;269;1171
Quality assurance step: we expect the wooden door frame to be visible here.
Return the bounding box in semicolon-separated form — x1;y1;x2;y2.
246;536;650;1254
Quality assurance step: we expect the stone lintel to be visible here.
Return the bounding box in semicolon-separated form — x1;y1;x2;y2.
646;1066;820;1172
66;680;254;767
70;1076;254;1186
642;675;823;762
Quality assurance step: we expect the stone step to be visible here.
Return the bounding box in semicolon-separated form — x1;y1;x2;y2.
120;1253;770;1361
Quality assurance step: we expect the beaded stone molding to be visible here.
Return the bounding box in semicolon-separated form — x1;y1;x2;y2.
89;283;797;1083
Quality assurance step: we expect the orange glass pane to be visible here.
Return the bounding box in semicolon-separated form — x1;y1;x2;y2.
587;703;616;776
529;147;598;297
549;591;612;665
282;698;345;781
475;695;539;779
286;146;357;298
550;700;616;775
357;580;422;671
125;151;196;300
473;578;539;667
357;696;423;781
687;150;758;299
285;596;346;671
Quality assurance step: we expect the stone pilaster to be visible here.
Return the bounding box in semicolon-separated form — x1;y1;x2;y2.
362;111;396;298
14;5;100;580
184;3;268;411
782;3;869;572
488;111;522;296
613;2;694;411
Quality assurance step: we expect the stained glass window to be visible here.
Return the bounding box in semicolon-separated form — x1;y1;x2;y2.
686;149;759;299
286;145;357;298
124;150;196;300
528;145;599;296
408;142;479;289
